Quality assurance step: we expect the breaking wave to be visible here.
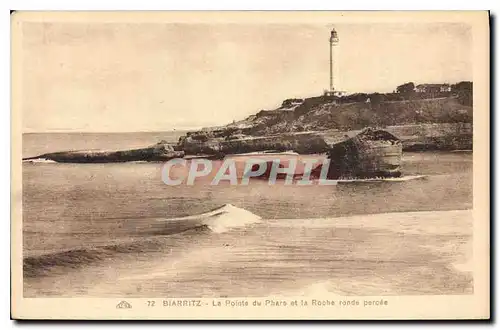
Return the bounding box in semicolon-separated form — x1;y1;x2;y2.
159;203;262;233
24;204;261;278
23;158;57;164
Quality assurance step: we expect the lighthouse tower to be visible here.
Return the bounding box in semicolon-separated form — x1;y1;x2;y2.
325;28;346;97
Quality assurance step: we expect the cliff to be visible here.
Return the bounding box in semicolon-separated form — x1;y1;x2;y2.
180;95;473;153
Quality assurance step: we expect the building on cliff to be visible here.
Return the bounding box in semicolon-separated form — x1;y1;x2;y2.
415;83;452;93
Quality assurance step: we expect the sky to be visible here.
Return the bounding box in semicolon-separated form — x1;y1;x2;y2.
21;22;472;132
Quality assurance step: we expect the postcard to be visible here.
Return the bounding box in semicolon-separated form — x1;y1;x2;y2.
11;10;490;320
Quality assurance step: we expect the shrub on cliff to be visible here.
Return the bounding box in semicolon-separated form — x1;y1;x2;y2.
396;82;416;94
452;81;473;106
294;95;339;118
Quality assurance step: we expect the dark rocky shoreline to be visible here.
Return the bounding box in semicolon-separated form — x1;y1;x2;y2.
22;123;472;164
22;141;185;163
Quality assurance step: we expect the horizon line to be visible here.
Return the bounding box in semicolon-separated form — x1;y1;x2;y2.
22;129;196;134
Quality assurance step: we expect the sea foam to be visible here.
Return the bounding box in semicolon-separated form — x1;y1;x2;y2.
159;203;262;233
201;204;262;233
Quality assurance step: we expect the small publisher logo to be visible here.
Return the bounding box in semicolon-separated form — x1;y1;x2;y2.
116;301;132;309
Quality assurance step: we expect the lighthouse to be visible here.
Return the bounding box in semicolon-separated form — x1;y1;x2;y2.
325;27;346;97
329;28;338;92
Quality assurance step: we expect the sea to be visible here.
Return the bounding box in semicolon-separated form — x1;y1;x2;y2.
21;132;473;297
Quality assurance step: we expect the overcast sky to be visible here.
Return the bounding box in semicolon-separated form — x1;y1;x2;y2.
21;22;472;132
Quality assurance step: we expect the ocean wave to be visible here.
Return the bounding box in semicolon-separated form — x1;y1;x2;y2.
279;281;345;297
24;204;261;278
23;226;210;279
157;203;262;233
336;175;428;183
22;158;57;164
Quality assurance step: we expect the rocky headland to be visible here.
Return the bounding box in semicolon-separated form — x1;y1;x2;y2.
177;92;473;156
23;86;473;164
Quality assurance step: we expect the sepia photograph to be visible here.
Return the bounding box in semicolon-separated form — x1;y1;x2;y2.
10;10;490;320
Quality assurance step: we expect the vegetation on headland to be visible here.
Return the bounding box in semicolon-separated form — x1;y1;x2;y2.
251;81;472;134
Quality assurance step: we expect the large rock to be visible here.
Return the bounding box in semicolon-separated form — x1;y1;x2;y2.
177;131;331;157
322;128;402;179
178;128;403;179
